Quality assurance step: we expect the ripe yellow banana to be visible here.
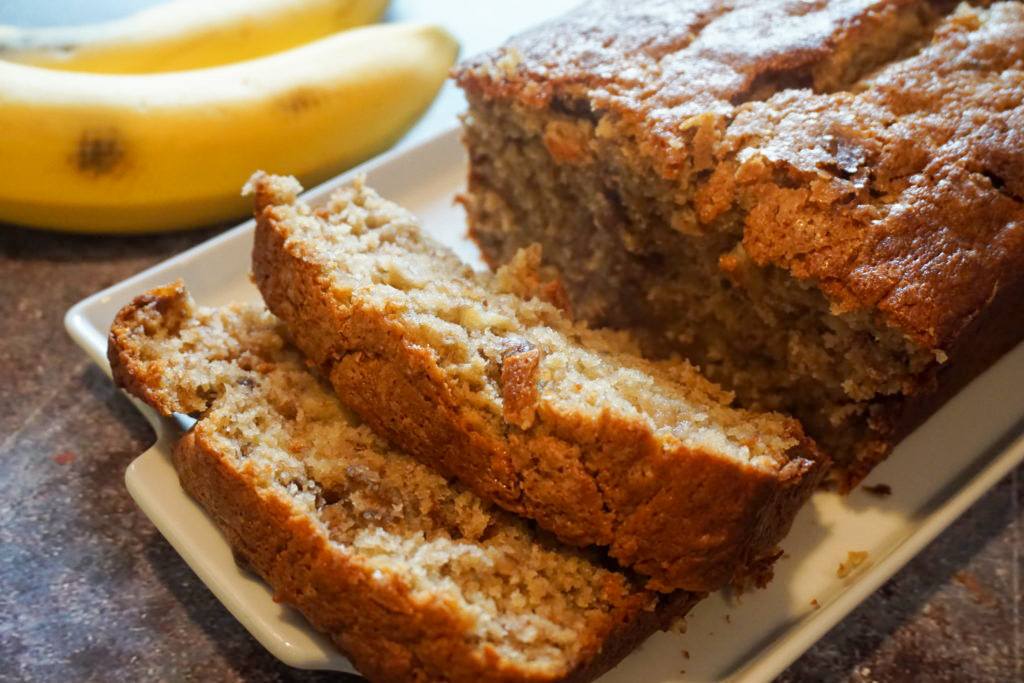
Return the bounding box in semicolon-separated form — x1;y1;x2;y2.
0;0;389;73
0;22;457;233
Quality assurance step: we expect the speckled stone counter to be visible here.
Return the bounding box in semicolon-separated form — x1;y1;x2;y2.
1;216;1021;683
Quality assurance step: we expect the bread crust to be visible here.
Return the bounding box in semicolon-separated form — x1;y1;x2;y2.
456;0;942;179
698;2;1024;486
846;263;1024;484
702;4;1024;349
250;175;826;593
174;425;696;683
108;282;207;417
108;282;698;683
454;0;1024;490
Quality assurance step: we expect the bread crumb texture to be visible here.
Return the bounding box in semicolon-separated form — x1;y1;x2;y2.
455;0;1024;489
249;171;827;593
108;281;694;682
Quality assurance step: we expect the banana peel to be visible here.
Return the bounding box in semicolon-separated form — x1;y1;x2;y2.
0;22;458;233
0;0;390;73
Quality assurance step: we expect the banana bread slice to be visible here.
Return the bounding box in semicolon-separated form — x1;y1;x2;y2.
455;0;1024;489
248;172;827;594
108;281;697;683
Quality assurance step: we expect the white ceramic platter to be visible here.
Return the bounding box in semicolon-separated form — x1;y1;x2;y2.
65;126;1024;682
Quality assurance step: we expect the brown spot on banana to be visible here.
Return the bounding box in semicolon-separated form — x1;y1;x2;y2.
277;87;326;115
73;128;126;175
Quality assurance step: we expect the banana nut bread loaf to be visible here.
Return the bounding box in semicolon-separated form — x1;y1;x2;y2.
107;281;698;683
455;0;1024;489
248;172;827;593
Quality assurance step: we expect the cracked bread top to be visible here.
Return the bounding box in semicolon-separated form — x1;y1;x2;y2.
457;0;1023;351
700;2;1024;349
456;0;944;180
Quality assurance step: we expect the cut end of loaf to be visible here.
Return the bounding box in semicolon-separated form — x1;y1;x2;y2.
454;1;1024;491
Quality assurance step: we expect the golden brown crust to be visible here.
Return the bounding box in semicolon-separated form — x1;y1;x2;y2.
109;283;697;683
173;424;693;683
250;177;827;593
841;259;1024;489
455;0;1024;491
702;3;1024;349
456;0;943;179
527;0;1024;351
699;2;1024;488
107;281;206;416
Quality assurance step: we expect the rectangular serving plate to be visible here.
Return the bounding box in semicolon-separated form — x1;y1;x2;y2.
66;125;1024;682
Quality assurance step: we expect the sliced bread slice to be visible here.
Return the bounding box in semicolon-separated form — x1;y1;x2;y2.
108;281;696;683
248;173;828;593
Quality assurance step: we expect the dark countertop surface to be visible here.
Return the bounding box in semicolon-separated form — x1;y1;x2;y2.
1;2;1022;682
